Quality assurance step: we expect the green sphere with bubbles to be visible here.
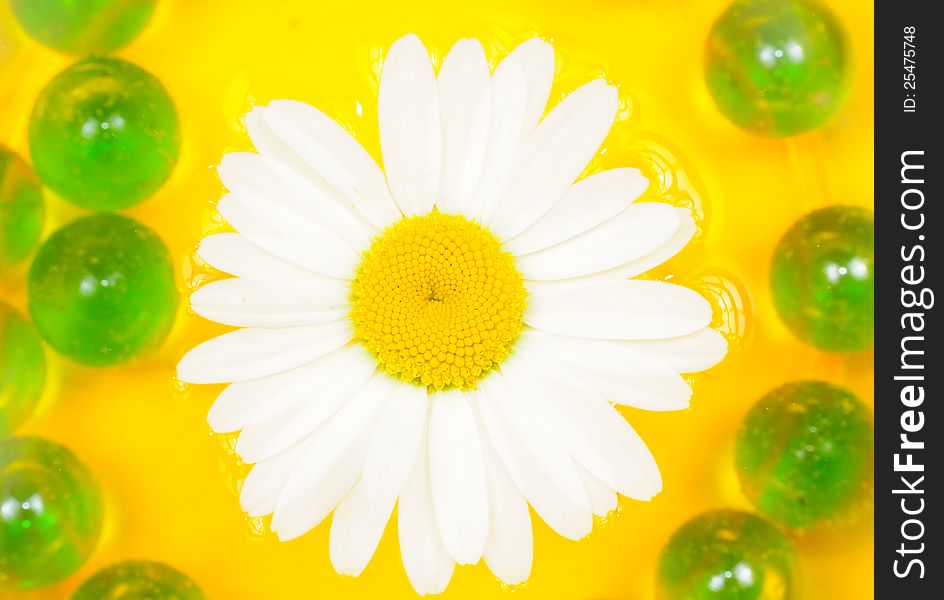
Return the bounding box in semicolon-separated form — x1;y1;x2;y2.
736;381;873;530
0;146;44;268
28;214;178;366
0;303;46;436
705;0;850;137
29;56;180;211
0;437;104;590
770;206;873;352
73;561;206;600
10;0;158;56
657;510;797;600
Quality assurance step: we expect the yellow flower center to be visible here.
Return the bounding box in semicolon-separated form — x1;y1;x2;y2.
350;211;527;390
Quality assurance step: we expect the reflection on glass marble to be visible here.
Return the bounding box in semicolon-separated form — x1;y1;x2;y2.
10;0;158;56
0;303;46;436
28;214;178;366
0;437;103;590
29;56;180;210
0;146;44;268
770;206;873;352
657;510;797;600
705;0;850;137
73;560;206;600
736;381;873;530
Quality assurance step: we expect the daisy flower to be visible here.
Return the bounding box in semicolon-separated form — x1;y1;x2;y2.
178;33;727;595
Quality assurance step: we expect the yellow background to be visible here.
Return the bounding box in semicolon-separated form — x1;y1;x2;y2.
1;0;874;598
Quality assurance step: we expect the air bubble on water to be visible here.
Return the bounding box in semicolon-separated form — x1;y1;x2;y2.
201;204;230;235
615;93;636;125
209;431;249;502
213;431;238;454
684;375;699;396
171;377;191;400
364;42;387;90
497;578;530;594
687;269;754;353
245;515;268;541
621;134;711;236
181;246;213;293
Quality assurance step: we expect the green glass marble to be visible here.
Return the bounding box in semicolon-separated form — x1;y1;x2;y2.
736;381;873;530
705;0;850;137
28;214;178;366
0;303;46;436
770;206;873;352
11;0;158;56
0;437;103;590
657;510;797;600
0;146;44;268
73;561;206;600
28;56;180;211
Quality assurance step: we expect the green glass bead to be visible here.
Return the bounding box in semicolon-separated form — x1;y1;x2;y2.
28;56;180;211
10;0;158;56
770;206;873;352
657;510;797;600
736;381;873;530
0;437;103;590
0;146;44;267
705;0;850;137
0;303;46;436
73;561;206;600
28;214;178;367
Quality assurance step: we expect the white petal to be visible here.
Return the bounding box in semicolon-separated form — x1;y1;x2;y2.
244;106;312;171
475;375;592;540
577;464;618;517
271;372;390;541
197;233;332;292
502;37;555;136
398;418;455;596
582;207;697;281
235;346;376;463
244;105;385;230
240;438;309;517
481;433;533;585
362;384;429;506
219;152;372;252
622;328;729;373
428;390;488;565
208;349;368;435
190;277;347;328
330;479;397;577
500;349;661;500
177;321;351;384
467;59;528;224
259;100;402;228
208;373;290;434
469;39;554;223
504;168;649;255
487;80;618;240
379;34;441;216
517;329;692;411
525;279;712;340
437;39;491;215
517;203;681;281
208;385;260;434
274;450;361;542
217;193;356;280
